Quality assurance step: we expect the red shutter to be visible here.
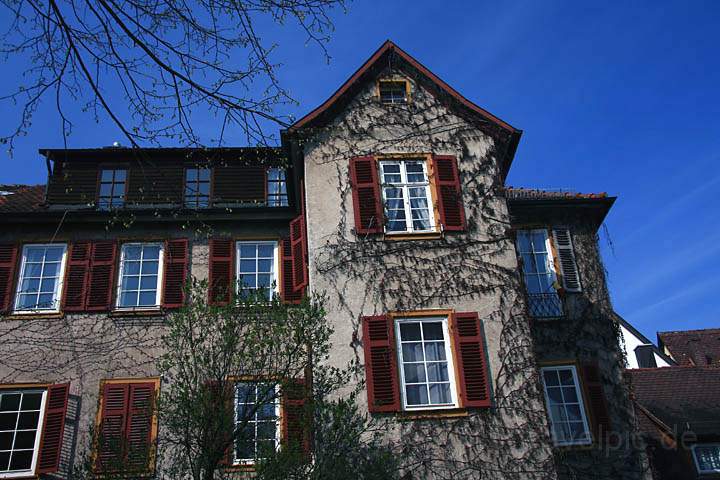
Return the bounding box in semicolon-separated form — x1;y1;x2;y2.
36;383;70;474
86;241;118;311
451;312;491;408
96;382;129;472
362;315;400;413
62;242;91;311
282;379;309;455
206;381;234;466
432;155;466;231
581;363;611;442
0;244;19;313
349;156;383;234
281;239;302;303
209;238;234;305
162;238;189;308
289;214;308;291
125;382;156;472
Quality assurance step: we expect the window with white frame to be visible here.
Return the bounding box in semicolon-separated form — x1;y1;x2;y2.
693;444;720;474
116;243;164;309
395;317;458;410
0;389;47;477
380;159;435;234
14;244;67;313
98;169;127;210
184;167;211;208
266;168;288;207
234;382;279;464
540;365;592;446
236;242;278;300
516;229;562;318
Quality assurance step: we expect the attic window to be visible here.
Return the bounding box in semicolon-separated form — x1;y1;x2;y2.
379;80;408;104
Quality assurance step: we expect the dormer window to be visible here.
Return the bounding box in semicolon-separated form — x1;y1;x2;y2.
184;167;211;208
266;167;288;207
379;80;408;104
98;168;127;210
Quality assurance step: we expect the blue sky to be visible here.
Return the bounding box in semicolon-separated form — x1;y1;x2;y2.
1;1;718;340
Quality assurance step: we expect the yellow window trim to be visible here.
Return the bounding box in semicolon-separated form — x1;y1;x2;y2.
376;78;412;104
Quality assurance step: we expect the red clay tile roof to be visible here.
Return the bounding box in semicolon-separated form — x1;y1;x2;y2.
629;367;720;437
658;328;720;368
0;185;46;213
504;187;610;200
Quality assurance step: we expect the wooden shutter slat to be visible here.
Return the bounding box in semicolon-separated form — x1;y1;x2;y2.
86;241;117;311
125;382;156;471
97;383;129;472
552;228;582;292
581;364;611;442
162;238;189;308
281;239;302;303
432;155;466;231
36;383;70;474
282;379;309;455
0;244;19;313
209;238;233;305
289;214;308;291
349;156;383;234
62;241;91;311
362;315;400;413
451;312;491;408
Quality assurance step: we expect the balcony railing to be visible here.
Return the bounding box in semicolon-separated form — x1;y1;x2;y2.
527;293;564;319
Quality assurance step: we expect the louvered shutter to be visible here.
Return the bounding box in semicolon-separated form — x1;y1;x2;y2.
289;214;308;291
432;155;466;231
96;383;129;472
362;315;400;413
451;312;492;408
281;239;302;303
282;379;309;455
552;228;582;292
0;244;18;313
63;242;91;311
162;239;189;308
86;241;117;311
205;381;234;466
209;239;234;305
580;363;611;442
36;383;70;474
125;382;156;472
349;156;383;234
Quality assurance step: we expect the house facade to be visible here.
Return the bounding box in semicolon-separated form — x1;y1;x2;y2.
0;41;650;479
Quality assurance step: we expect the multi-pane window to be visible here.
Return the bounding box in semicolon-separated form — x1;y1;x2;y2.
266;168;288;207
0;389;46;476
236;242;277;300
98;169;127;210
540;366;591;446
234;382;279;464
380;160;434;234
14;244;67;312
379;81;408;104
395;317;457;409
693;444;720;474
516;230;562;318
117;243;164;309
184;168;211;209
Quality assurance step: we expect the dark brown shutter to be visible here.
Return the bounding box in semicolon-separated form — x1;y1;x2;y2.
362;315;400;413
125;382;156;472
281;239;302;303
552;228;582;292
349;156;383;234
36;383;70;474
289;214;308;291
581;363;611;442
282;379;309;455
86;241;118;311
62;242;91;311
162;239;189;308
451;312;492;408
209;239;234;305
0;244;18;313
96;382;129;472
206;381;234;466
432;155;466;231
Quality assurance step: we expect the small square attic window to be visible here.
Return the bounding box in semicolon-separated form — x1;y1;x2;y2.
379;80;408;104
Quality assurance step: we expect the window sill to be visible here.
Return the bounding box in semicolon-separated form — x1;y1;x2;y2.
109;308;163;317
552;440;594;451
384;231;442;241
224;462;257;472
4;311;63;321
397;408;468;420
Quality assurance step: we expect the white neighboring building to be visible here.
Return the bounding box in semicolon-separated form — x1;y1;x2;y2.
617;316;675;369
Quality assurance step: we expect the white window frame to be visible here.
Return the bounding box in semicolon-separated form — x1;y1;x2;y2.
395;316;459;411
540;365;592;447
516;229;559;292
0;389;48;479
97;168;127;210
13;244;68;314
233;382;281;466
692;443;720;474
379;159;436;234
115;242;165;310
235;241;280;300
266;168;289;207
184;167;212;209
